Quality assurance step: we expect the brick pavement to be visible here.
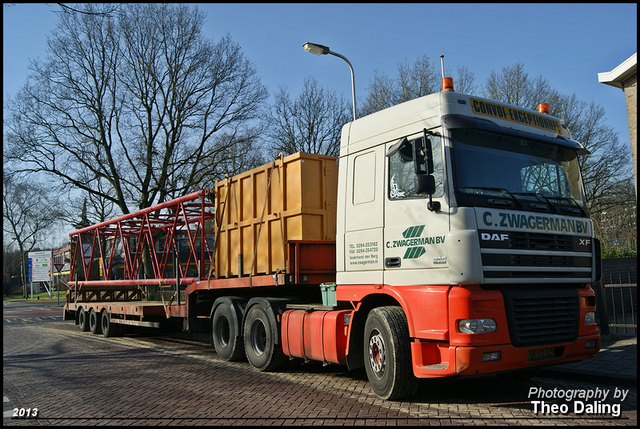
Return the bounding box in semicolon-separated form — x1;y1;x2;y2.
3;319;636;426
541;336;637;387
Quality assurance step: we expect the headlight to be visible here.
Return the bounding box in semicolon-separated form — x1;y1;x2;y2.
458;318;497;334
585;312;596;325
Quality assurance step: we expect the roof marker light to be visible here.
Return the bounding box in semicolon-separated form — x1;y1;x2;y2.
440;55;454;92
442;77;454;92
537;103;549;114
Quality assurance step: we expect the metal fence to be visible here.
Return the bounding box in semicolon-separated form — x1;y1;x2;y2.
597;272;637;336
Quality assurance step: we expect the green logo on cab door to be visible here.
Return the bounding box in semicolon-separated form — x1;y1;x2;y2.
385;225;445;259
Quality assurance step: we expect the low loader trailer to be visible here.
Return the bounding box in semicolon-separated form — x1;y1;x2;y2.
64;76;601;400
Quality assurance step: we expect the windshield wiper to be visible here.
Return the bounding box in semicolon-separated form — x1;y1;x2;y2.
511;192;556;213
460;187;522;208
549;196;587;217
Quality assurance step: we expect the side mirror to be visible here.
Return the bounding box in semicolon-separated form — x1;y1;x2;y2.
412;137;434;175
415;174;436;195
413;139;427;175
415;129;441;212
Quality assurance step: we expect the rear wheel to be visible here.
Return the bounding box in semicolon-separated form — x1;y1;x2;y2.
243;304;285;371
89;308;102;335
78;308;90;332
101;310;118;338
363;306;418;400
212;302;245;361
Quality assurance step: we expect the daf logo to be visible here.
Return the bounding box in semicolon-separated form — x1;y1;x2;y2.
579;238;591;246
481;233;509;241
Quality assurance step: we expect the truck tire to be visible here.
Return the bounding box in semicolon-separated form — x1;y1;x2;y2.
243;304;286;372
211;301;245;361
363;306;418;400
78;307;90;332
89;308;102;335
101;310;118;338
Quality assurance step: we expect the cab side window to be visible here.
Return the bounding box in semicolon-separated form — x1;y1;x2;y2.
388;135;443;200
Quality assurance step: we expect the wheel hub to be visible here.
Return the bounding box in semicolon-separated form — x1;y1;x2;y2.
216;317;230;347
368;332;386;377
250;320;267;356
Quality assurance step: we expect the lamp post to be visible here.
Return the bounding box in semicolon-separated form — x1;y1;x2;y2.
303;42;357;121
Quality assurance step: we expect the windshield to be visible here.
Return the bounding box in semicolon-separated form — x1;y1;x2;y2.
451;128;587;215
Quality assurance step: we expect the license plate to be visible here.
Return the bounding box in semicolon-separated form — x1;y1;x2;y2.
527;347;556;361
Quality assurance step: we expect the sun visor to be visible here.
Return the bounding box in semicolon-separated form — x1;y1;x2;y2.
442;114;589;155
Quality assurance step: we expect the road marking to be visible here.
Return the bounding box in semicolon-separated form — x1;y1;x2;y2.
3;316;63;324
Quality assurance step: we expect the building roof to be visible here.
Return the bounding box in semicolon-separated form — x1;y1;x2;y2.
598;53;637;89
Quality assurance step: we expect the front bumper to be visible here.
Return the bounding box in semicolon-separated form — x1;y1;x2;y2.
411;334;601;378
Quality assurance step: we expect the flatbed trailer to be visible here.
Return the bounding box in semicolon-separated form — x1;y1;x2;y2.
65;300;170;331
64;240;336;335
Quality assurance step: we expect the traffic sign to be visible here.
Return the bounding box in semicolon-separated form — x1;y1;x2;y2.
28;250;52;282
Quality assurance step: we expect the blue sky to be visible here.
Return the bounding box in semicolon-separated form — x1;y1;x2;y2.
3;3;637;149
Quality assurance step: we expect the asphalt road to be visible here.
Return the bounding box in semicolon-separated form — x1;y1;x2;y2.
3;301;637;426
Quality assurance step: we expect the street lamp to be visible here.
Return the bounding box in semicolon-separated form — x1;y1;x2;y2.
303;42;357;121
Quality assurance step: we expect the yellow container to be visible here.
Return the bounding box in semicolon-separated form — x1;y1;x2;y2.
214;152;337;278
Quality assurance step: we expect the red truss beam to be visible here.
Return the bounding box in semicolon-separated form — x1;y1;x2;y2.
69;190;215;288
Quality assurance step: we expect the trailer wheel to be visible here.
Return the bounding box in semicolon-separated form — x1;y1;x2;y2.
363;306;418;400
78;307;90;332
89;308;102;335
212;303;245;361
243;304;285;372
101;310;118;338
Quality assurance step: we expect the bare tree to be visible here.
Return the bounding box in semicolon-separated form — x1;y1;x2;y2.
591;180;637;251
4;3;268;216
3;174;63;297
396;54;440;105
55;3;121;16
360;54;475;116
3;247;23;296
267;77;350;157
481;62;554;108
454;64;476;95
360;70;398;117
209;133;267;181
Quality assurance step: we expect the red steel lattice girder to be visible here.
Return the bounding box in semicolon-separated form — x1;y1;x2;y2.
68;190;215;288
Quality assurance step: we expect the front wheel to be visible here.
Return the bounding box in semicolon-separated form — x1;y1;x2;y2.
363;306;418;400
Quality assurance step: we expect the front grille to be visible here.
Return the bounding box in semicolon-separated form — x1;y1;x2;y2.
509;232;574;251
479;231;593;282
502;288;579;347
482;253;592;267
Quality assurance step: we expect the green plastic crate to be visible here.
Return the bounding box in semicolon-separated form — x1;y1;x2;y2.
320;283;337;307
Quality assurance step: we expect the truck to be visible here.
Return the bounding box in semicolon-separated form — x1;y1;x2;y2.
63;75;602;400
